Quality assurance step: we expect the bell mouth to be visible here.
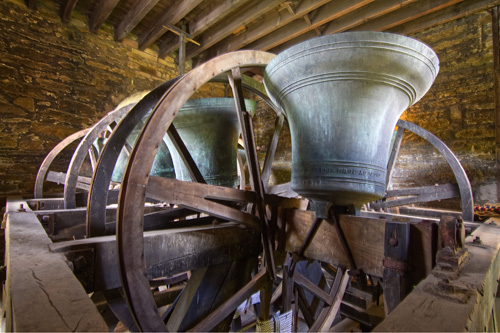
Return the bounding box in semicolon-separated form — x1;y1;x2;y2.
263;32;439;207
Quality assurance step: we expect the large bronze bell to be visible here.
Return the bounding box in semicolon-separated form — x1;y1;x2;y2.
168;98;257;188
263;32;439;210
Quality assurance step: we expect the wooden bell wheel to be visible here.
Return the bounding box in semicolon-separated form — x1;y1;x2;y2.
115;50;285;331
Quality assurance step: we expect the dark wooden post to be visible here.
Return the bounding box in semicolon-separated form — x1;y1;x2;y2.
383;221;411;314
492;7;500;203
178;21;187;75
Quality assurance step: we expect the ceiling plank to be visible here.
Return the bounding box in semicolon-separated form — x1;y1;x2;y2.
189;0;250;36
267;0;416;55
89;0;120;33
114;0;160;41
61;0;78;23
158;0;249;58
138;0;203;51
389;0;500;35
201;0;332;59
185;0;289;60
244;0;374;52
349;0;464;31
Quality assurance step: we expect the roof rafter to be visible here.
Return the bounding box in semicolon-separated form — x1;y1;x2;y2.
185;0;289;60
138;0;203;51
89;0;120;33
244;0;373;52
114;0;159;41
199;0;331;60
158;0;249;58
61;0;78;23
389;0;500;35
349;0;464;31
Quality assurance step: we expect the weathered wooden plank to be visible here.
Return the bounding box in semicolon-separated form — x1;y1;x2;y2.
61;0;78;23
268;0;415;54
245;0;373;52
114;0;159;41
50;223;262;292
138;0;202;50
202;0;331;58
389;0;500;35
159;0;250;57
89;0;120;33
375;224;500;332
285;210;386;277
185;0;288;59
3;199;108;332
46;171;90;191
147;176;260;230
349;0;463;31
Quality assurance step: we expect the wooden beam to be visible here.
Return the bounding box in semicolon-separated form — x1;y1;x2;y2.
285;209;387;277
89;0;120;33
158;0;249;58
349;0;464;32
244;0;374;52
389;0;500;35
61;0;78;23
494;5;500;205
268;0;416;54
114;0;159;41
26;0;37;10
375;224;500;332
200;0;331;59
185;0;288;60
146;176;261;230
50;223;262;292
3;200;108;332
138;0;202;51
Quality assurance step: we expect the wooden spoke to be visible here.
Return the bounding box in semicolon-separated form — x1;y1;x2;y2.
261;112;285;190
228;66;276;279
147;176;260;230
386;126;405;188
167;124;205;183
189;269;268;332
378;119;474;221
309;268;350;331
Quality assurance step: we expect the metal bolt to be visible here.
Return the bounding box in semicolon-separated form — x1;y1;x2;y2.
17;204;26;212
388;237;398;247
473;236;482;244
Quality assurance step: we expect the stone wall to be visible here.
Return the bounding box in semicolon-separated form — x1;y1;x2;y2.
0;0;224;206
396;11;496;207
